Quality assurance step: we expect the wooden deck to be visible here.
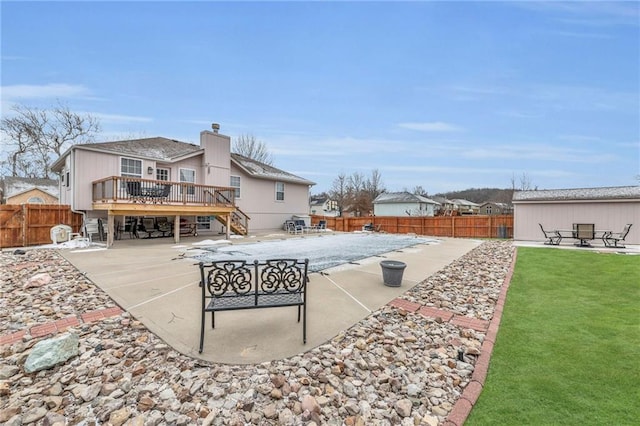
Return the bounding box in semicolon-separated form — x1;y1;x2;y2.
92;176;249;246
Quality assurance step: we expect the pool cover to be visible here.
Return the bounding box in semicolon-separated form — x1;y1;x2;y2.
186;233;437;272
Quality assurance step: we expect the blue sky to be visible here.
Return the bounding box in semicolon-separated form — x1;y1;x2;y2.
2;1;639;194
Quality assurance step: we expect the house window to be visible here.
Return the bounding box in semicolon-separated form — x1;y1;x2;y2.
275;182;285;201
179;168;195;195
121;158;142;178
230;175;241;198
27;196;44;204
486;205;492;215
196;216;211;230
65;171;70;188
156;168;169;181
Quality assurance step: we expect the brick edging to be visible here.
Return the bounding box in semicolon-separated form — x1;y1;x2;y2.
387;248;518;426
443;248;518;426
0;306;124;346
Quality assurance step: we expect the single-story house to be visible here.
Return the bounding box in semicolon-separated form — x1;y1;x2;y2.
512;185;639;245
478;202;513;215
373;192;440;217
50;124;315;246
309;197;339;217
0;177;59;204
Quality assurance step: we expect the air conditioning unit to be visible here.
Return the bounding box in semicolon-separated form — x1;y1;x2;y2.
51;224;73;244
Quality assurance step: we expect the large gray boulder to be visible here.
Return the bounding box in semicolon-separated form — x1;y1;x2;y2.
24;332;79;373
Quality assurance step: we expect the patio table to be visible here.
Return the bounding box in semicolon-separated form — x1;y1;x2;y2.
556;224;610;247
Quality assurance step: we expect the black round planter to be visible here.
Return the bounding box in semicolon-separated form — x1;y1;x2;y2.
380;260;407;287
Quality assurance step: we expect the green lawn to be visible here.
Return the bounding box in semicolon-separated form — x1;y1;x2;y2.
466;248;640;425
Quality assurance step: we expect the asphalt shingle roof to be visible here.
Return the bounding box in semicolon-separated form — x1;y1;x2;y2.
80;137;202;161
231;153;315;185
374;192;439;204
513;186;640;201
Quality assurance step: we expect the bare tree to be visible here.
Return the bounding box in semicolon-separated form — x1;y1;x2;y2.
1;102;100;178
329;173;349;216
365;169;386;200
232;134;274;165
326;170;385;217
412;185;427;196
510;172;535;191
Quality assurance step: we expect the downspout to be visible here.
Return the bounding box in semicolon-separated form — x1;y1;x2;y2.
68;147;87;235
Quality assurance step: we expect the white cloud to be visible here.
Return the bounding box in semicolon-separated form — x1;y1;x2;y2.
90;112;153;124
2;83;90;100
462;143;619;164
397;122;463;132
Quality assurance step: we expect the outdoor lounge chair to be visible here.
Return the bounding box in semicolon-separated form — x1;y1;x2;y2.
603;224;632;248
539;223;562;245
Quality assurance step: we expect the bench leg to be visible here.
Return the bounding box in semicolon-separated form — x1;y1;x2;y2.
302;304;307;344
211;311;215;329
199;311;205;353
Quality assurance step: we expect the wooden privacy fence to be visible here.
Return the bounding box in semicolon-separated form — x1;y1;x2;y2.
311;214;514;239
0;204;83;249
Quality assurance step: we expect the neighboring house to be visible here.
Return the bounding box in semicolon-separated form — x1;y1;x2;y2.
309;197;339;217
0;177;59;204
431;196;456;215
373;192;440;217
50;124;315;246
478;202;513;215
451;199;480;215
512;186;639;245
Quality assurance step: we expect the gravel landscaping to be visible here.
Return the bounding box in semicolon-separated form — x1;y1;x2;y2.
0;240;514;425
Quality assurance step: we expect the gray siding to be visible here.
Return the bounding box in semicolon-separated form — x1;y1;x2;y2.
514;200;639;244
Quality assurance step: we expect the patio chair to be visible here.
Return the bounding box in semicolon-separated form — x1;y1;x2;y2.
156;216;172;237
126;181;143;201
317;220;327;231
84;218;106;242
285;220;303;234
539;223;561;245
159;184;172;202
603;224;632;248
140;217;157;238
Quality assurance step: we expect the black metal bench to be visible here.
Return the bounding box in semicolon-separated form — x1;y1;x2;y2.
198;258;309;353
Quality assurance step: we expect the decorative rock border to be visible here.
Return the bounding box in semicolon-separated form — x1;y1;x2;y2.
0;307;124;346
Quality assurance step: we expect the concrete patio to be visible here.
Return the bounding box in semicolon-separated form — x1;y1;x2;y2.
60;233;482;364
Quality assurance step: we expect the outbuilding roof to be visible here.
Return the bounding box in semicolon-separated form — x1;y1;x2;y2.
1;177;59;199
513;186;640;202
374;192;440;205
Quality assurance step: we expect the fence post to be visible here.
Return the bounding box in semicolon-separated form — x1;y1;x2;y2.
489;215;493;238
22;204;28;247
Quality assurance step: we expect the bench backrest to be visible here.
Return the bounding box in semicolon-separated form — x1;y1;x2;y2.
200;259;308;298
